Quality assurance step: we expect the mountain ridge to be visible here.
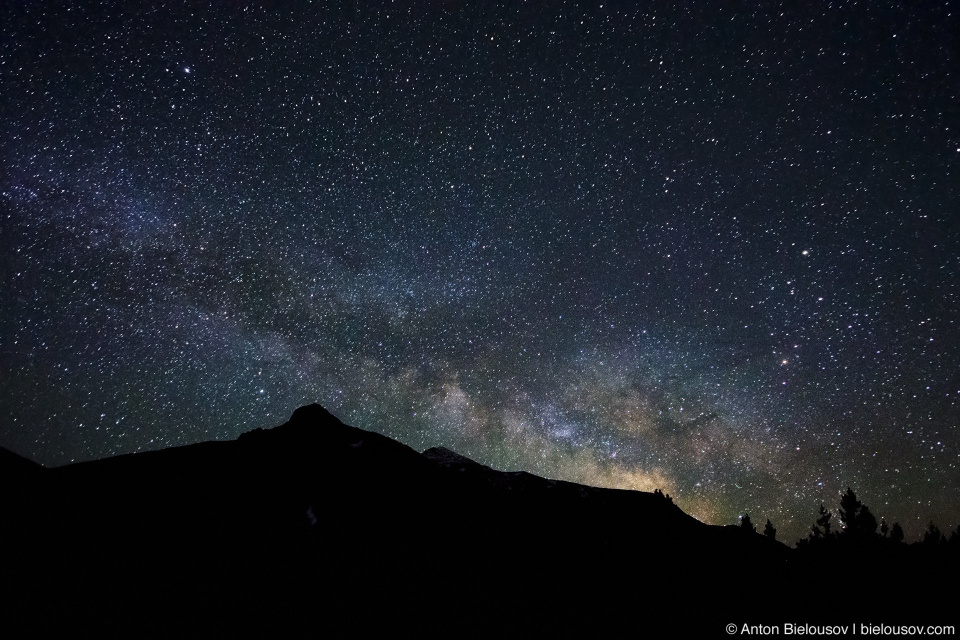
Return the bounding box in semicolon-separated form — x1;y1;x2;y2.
1;403;953;636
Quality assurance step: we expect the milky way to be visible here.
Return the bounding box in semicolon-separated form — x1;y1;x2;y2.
2;2;958;544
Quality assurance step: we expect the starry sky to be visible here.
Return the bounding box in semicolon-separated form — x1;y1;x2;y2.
2;1;958;545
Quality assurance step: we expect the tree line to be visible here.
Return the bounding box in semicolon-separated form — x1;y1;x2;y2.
736;488;960;550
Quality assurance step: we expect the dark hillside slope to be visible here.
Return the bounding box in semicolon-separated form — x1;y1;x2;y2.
1;404;952;637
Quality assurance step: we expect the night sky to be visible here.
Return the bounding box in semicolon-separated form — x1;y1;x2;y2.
2;1;958;545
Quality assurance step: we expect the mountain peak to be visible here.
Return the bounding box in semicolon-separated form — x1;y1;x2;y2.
238;402;350;447
289;402;343;426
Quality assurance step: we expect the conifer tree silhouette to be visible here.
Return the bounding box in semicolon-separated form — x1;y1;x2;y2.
809;504;832;540
763;519;776;540
653;488;674;505
838;488;877;539
740;513;755;533
858;505;878;537
890;522;905;544
838;488;858;531
923;521;943;547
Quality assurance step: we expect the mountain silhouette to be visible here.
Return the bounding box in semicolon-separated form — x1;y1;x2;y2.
1;404;953;637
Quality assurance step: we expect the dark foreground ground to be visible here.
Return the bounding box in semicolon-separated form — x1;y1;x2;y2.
1;404;955;637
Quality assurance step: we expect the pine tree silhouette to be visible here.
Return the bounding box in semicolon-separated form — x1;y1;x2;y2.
763;519;776;540
808;504;832;541
653;488;674;505
923;521;943;547
890;522;905;544
838;488;877;539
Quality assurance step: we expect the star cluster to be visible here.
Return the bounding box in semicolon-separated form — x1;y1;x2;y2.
2;1;958;544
